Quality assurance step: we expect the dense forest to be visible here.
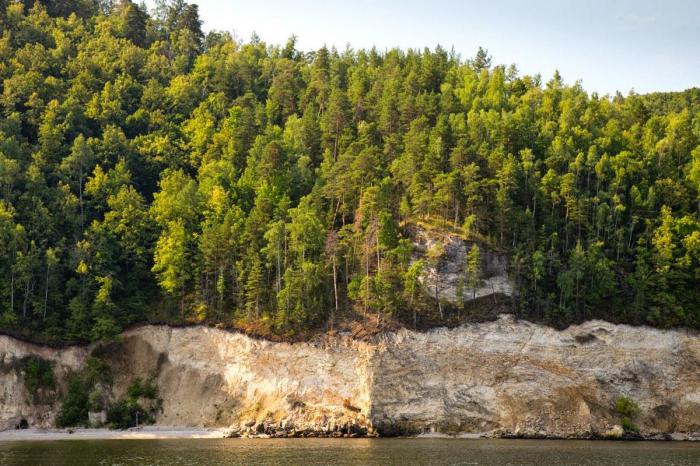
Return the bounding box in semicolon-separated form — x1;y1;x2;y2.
0;0;699;343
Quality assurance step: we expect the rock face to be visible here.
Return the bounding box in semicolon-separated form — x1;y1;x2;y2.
0;335;86;430
1;315;699;438
103;326;376;434
412;226;513;304
370;318;700;437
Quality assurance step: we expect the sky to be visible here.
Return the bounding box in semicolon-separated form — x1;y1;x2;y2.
151;0;700;96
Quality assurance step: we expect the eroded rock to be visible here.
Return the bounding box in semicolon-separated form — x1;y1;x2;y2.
0;315;698;438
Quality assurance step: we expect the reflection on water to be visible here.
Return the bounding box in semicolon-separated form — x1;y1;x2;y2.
1;438;699;466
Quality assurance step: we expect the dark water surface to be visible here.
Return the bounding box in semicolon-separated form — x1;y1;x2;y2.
1;438;699;466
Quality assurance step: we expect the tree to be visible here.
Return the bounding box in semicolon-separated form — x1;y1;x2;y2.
60;135;95;228
287;197;325;262
472;47;492;71
321;86;350;160
404;259;424;327
91;275;121;341
325;230;340;321
466;244;482;300
151;170;200;228
42;248;58;321
116;0;149;47
152;220;190;303
0;203;19;325
244;253;265;320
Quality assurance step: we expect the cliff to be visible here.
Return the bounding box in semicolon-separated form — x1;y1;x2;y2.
1;315;699;439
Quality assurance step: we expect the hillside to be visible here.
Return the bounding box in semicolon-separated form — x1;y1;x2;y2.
0;1;699;344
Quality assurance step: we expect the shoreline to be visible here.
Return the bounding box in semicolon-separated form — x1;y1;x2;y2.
0;428;698;442
0;427;229;441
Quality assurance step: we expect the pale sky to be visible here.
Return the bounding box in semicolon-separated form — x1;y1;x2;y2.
149;0;700;96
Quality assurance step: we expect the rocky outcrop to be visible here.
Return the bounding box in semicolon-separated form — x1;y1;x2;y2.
412;226;513;304
1;316;699;439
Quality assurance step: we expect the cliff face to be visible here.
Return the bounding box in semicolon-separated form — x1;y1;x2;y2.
1;316;699;438
370;318;700;437
104;326;376;432
0;335;86;430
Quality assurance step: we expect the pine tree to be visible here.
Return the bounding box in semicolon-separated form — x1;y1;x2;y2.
467;244;481;300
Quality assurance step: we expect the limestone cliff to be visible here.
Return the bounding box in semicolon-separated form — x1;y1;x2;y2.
1;315;699;438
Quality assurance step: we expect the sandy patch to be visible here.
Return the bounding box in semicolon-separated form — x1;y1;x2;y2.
0;427;228;441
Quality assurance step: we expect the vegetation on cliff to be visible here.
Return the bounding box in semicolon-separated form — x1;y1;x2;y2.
21;355;55;401
0;1;699;342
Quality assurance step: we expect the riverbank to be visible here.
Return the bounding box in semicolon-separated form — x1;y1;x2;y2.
0;427;228;441
1;427;698;442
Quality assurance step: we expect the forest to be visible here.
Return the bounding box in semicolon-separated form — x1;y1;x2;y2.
0;0;699;343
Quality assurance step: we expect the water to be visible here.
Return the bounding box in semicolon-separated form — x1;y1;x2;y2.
1;438;699;465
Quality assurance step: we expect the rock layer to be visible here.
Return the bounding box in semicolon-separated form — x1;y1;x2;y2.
1;315;699;438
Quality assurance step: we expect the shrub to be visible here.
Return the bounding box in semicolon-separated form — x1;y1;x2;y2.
621;417;639;434
126;377;158;400
55;355;112;428
107;399;137;429
615;396;641;434
615;396;640;418
107;378;160;429
23;356;55;400
88;388;106;412
106;399;153;429
56;377;90;428
84;356;112;387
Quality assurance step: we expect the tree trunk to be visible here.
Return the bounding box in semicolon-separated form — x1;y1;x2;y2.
10;270;14;314
43;264;49;321
454;198;460;229
276;246;281;293
333;117;340;160
532;194;537;226
79;171;84;229
23;278;32;319
332;255;338;319
364;247;369;314
376;232;380;274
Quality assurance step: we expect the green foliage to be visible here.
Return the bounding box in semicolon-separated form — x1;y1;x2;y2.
126;377;158;400
615;396;640;418
55;367;159;429
615;396;641;434
0;1;698;343
466;245;482;300
84;355;113;387
107;377;159;429
620;416;639;434
106;398;140;430
55;377;90;428
55;354;113;427
22;356;55;399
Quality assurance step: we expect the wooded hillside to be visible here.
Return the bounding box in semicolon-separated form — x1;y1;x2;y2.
1;1;699;342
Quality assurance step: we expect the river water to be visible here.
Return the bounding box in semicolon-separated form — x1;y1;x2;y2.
1;438;699;465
